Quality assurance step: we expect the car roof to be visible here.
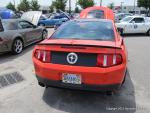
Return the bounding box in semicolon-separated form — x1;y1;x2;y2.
126;15;144;18
2;19;23;22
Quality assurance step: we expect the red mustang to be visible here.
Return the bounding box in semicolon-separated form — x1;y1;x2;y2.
32;19;127;93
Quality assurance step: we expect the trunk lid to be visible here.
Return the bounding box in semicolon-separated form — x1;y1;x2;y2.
39;39;120;48
36;39;123;67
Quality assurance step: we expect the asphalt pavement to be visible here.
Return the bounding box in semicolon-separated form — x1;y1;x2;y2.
0;29;150;113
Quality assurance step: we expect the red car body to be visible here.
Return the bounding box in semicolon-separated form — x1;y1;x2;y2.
80;6;115;21
32;18;127;92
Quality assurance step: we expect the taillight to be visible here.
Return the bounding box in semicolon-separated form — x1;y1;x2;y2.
97;54;122;67
34;50;51;63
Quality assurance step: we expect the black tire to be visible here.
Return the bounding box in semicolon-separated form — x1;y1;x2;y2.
118;28;123;35
122;69;128;85
146;29;150;36
106;91;114;96
45;86;49;89
38;82;45;87
42;30;48;40
12;38;23;54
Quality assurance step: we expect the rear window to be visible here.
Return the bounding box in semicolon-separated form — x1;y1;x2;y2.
52;20;115;41
87;10;104;19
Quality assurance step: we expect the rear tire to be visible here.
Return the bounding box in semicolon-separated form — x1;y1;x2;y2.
38;82;45;87
106;91;114;96
146;29;150;36
118;28;123;35
45;86;49;89
12;38;23;54
122;69;128;85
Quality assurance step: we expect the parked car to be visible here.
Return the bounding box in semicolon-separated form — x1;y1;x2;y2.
0;8;16;19
32;19;128;94
116;16;150;35
0;16;47;54
115;13;133;23
38;12;70;27
80;6;115;21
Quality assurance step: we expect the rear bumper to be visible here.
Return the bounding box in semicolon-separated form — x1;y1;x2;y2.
34;58;126;85
36;75;121;91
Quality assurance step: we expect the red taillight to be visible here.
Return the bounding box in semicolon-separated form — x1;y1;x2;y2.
96;54;104;66
34;50;51;63
97;54;122;67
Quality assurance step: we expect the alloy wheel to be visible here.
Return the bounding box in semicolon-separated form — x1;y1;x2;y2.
13;39;23;54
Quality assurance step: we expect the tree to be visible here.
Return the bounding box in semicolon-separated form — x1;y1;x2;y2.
108;2;114;9
137;0;150;15
49;5;54;13
17;0;30;12
137;0;149;9
52;0;67;12
6;2;16;11
78;0;94;9
75;7;80;13
30;0;40;11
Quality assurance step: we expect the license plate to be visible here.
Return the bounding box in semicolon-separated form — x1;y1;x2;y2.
62;73;81;84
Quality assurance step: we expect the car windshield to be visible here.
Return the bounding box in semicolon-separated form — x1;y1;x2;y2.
121;16;133;22
52;20;115;41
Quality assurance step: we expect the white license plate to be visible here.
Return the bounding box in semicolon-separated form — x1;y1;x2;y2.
62;73;81;84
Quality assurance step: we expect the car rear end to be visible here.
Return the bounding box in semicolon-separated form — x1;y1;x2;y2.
32;19;127;91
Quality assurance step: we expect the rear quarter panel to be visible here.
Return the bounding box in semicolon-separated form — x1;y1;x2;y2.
0;30;22;51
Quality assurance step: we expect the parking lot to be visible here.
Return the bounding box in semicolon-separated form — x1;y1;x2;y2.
0;28;150;113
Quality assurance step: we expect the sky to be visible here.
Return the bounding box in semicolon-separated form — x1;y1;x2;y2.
0;0;136;9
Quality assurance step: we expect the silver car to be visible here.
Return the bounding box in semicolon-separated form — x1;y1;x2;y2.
0;19;47;54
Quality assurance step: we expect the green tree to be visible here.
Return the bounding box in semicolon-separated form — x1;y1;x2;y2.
17;0;30;12
49;5;54;13
137;0;150;15
6;2;16;11
30;0;40;11
52;0;67;12
75;7;80;13
78;0;94;9
107;2;114;9
138;0;149;9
